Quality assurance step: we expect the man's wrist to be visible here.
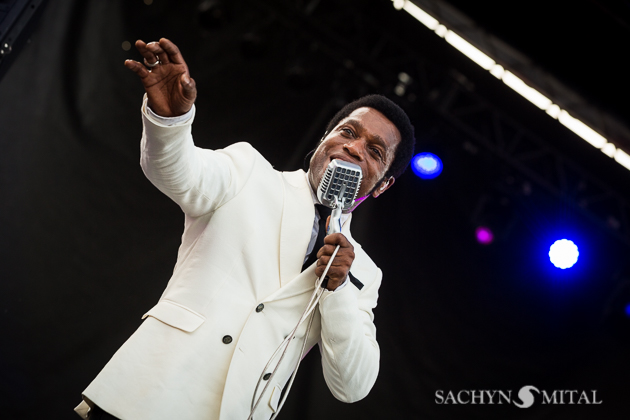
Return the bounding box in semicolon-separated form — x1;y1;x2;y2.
326;275;349;292
146;104;194;126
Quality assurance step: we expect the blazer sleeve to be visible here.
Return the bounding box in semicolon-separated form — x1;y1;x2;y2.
317;266;381;403
139;97;257;217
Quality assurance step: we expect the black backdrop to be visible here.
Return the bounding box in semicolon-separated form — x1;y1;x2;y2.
1;1;629;419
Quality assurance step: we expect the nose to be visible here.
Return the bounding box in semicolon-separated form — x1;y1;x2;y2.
343;139;364;161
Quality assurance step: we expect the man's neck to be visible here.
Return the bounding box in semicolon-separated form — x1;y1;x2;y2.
305;170;320;205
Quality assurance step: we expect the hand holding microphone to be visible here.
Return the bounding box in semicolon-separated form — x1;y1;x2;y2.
315;233;354;291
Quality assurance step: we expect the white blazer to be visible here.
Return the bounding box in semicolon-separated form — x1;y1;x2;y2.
75;99;381;420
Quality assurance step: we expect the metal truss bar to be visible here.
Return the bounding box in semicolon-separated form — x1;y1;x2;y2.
439;81;630;246
411;0;630;154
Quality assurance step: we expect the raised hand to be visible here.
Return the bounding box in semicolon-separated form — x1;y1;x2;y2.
124;38;197;117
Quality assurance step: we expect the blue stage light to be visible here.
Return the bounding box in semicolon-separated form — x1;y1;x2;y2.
412;153;443;179
548;239;579;269
625;303;630;318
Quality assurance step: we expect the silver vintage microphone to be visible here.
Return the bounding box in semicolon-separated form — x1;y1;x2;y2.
317;159;362;234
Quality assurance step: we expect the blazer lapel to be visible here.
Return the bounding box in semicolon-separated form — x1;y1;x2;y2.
278;170;314;287
265;211;357;303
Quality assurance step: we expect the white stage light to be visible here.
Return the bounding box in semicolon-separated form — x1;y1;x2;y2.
501;71;553;110
435;24;448;37
398;72;411;83
546;104;561;119
445;31;495;70
614;149;630;170
601;142;616;158
490;64;505;79
549;239;579;269
402;1;439;30
558;110;607;149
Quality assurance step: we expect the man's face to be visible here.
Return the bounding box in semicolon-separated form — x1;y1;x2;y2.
309;107;401;206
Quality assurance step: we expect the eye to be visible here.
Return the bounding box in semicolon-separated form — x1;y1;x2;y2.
370;146;383;160
341;127;355;137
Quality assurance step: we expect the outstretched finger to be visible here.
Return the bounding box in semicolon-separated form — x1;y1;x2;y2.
124;59;150;78
159;38;185;65
135;40;160;66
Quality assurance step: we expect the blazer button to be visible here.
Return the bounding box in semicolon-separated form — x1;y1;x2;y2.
222;335;233;344
256;303;264;312
263;373;271;380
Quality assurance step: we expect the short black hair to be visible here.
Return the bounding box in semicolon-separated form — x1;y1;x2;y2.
322;94;416;180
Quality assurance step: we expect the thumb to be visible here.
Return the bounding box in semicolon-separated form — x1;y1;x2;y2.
180;73;197;100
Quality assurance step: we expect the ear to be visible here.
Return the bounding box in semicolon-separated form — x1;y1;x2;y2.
371;177;395;198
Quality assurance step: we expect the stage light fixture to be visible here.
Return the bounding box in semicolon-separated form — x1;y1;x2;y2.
411;152;443;179
546;104;561;118
548;239;579;269
614;149;630;170
392;1;630;173
395;0;438;29
501;71;553;110
558;110;607;148
444;31;494;70
600;143;616;158
490;64;505;79
475;226;494;245
625;303;630;317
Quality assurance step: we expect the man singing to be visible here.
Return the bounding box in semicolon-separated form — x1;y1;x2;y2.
75;38;415;420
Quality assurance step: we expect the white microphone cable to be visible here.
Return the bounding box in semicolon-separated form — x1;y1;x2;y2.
248;159;362;419
247;245;340;420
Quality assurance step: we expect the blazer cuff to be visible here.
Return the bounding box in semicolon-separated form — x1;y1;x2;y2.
141;93;196;128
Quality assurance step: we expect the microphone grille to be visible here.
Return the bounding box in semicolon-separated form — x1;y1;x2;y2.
317;159;362;210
